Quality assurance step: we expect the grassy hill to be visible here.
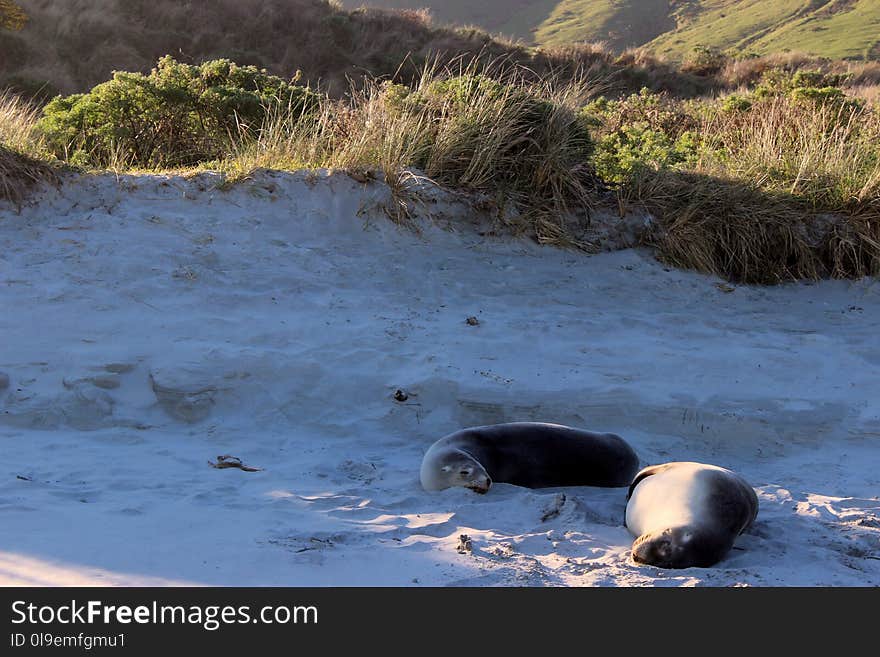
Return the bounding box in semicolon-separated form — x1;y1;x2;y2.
3;0;878;102
0;0;523;96
345;1;880;60
534;0;675;50
0;0;731;100
647;0;880;61
340;1;558;41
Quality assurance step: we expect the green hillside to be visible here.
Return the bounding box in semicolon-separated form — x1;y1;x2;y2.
347;0;880;60
534;0;675;50
339;1;558;41
647;0;880;61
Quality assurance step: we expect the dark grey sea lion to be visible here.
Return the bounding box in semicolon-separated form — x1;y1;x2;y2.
420;422;639;493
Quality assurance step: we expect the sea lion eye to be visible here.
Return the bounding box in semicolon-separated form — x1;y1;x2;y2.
459;468;472;477
441;465;452;473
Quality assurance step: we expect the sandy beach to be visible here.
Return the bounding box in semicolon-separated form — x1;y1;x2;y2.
1;170;877;586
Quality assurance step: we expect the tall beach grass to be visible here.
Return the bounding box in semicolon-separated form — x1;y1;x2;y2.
0;90;54;203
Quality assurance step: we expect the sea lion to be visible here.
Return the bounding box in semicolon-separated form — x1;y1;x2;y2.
625;461;759;569
420;422;639;493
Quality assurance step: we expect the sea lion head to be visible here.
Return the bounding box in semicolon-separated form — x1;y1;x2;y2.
631;526;703;569
421;448;492;494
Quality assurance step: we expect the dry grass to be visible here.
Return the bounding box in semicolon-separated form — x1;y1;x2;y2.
634;171;823;283
823;212;880;279
0;89;42;153
635;169;879;283
0;90;54;203
224;59;598;244
0;145;54;205
721;52;880;90
697;96;880;209
849;84;880;105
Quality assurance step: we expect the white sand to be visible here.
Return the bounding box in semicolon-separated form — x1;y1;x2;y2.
1;170;878;587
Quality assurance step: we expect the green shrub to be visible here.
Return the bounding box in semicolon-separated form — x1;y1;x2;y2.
577;96;608;126
754;69;858;106
379;82;413;110
584;88;696;135
721;94;753;113
422;74;508;106
585;88;699;184
37;56;322;168
682;45;726;76
790;70;850;90
790;85;844;104
594;122;699;184
735;68;864;123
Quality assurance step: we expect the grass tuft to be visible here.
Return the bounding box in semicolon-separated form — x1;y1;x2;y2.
0;145;55;205
637;171;823;283
222;58;599;243
0;90;55;204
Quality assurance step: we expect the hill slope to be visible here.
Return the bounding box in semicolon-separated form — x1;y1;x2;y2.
3;0;878;100
0;0;520;95
341;0;558;41
534;0;675;50
0;0;721;100
345;0;880;60
646;0;880;61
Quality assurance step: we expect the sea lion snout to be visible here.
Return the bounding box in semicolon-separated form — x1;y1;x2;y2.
467;475;492;494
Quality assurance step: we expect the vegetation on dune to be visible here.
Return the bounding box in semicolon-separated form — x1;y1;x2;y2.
585;69;879;201
0;91;54;204
1;26;879;282
588;72;880;281
6;0;880;107
0;0;26;30
226;61;598;242
37;57;322;168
